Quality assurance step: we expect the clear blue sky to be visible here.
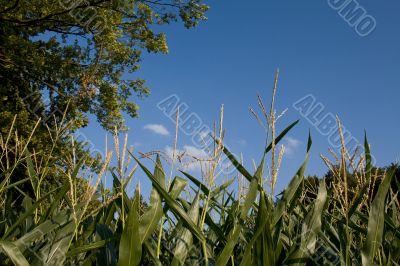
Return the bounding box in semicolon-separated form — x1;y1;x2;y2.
82;1;400;195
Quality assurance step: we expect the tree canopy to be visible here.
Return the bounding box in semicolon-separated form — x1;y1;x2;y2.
0;0;208;132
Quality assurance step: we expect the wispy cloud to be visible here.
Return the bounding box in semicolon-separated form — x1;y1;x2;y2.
235;139;247;147
183;145;207;158
143;124;170;136
165;145;206;160
284;137;301;156
165;145;207;171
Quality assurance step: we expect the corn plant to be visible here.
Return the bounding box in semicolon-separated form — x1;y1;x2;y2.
0;73;399;265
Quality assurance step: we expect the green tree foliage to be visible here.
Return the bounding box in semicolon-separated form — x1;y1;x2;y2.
0;0;208;130
0;0;208;193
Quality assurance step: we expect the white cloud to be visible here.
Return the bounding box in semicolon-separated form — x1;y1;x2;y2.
286;137;300;148
164;146;178;159
165;145;207;171
183;145;207;158
143;124;170;136
165;145;206;160
284;137;301;156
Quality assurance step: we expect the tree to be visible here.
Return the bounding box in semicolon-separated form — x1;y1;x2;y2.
0;0;208;199
0;0;208;132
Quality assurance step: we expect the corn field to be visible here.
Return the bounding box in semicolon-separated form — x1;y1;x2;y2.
0;76;399;266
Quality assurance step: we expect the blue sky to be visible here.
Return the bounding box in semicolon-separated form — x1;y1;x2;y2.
81;1;400;195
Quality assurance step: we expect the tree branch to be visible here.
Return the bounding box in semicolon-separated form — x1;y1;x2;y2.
0;0;20;14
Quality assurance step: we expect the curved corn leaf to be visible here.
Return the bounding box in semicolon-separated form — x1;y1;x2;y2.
4;184;67;239
216;174;259;266
131;154;205;243
67;239;113;257
31;219;76;266
286;180;327;264
22;196;33;233
95;224;117;266
139;155;165;244
364;131;372;181
15;207;78;252
0;240;30;266
118;188;142;266
111;170;132;213
265;120;299;154
180;170;210;196
144;241;162;266
241;156;263;222
361;167;396;266
40;181;71;223
171;192;200;266
2;177;30;191
240;206;269;266
169;176;187;199
215;221;241;266
348;181;369;219
273;132;312;226
218;141;253;182
182;170;234;204
25;149;38;197
253;191;275;266
211;178;235;197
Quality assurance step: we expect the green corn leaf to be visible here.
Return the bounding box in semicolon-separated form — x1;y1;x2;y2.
241;173;259;220
182;170;234;204
215;221;241;266
240;208;269;266
211;178;235;197
169;176;188;199
218;140;253;182
254;190;276;266
2;177;30;191
22;196;33;233
4;184;66;239
180;170;210;195
201;206;227;242
273;132;312;226
143;241;162;266
139;155;165;244
95;224;118;266
286;180;327;264
171;192;200;266
118;187;142;266
111;170;132;213
163;176;188;216
348;181;369;219
265;120;299;154
40;181;71;223
24;149;38;196
177;197;225;242
15;207;81;253
314;217;341;261
67;239;114;257
31;219;76;266
131;154;205;243
138;187;163;242
337;221;350;266
216;176;259;266
362;167;396;266
0;240;30;266
364;131;372;181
